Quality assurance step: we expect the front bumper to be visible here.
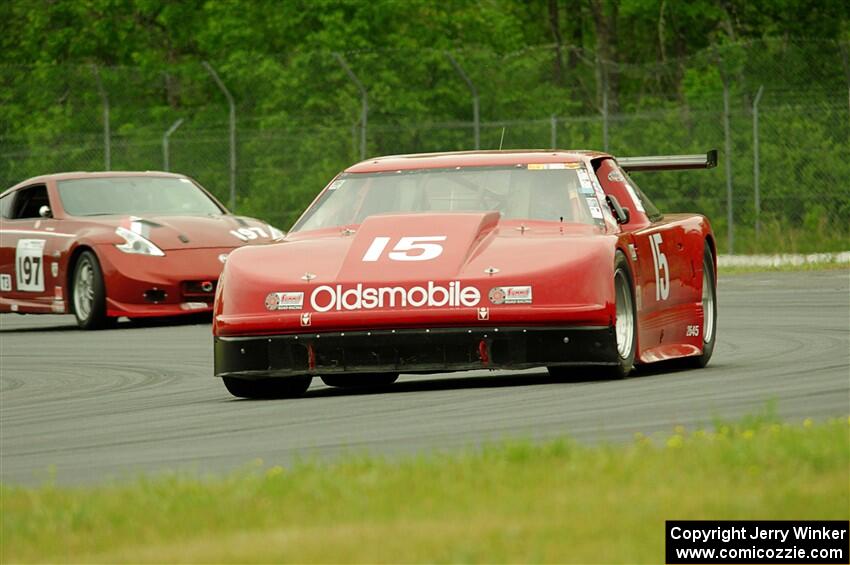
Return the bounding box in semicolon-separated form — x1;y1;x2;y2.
214;325;619;379
97;245;233;317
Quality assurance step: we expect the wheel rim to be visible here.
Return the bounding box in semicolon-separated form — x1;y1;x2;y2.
702;266;715;344
614;269;634;359
74;260;95;320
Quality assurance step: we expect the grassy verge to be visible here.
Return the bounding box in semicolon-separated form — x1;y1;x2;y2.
2;415;848;563
719;261;850;274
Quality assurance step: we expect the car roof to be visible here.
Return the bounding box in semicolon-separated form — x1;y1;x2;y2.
345;149;611;173
4;171;187;193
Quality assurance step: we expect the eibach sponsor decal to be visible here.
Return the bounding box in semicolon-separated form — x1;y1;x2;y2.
488;286;533;305
265;291;305;311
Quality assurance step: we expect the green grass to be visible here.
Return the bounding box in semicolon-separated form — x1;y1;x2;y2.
719;261;850;274
713;222;850;255
2;415;848;563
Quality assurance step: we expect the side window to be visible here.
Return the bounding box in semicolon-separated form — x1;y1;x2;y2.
623;173;662;221
0;192;12;219
9;185;49;219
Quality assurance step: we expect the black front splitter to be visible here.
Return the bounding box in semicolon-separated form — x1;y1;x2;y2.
215;325;619;379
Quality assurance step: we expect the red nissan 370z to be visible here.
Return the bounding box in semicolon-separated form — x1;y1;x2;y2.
0;172;283;329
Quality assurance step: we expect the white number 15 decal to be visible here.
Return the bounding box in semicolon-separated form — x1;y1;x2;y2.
649;233;670;301
362;236;447;262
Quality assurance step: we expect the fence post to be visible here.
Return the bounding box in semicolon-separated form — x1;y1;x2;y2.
595;53;610;151
445;52;480;150
550;114;557;149
752;85;764;239
91;65;111;170
602;82;609;152
723;79;734;254
841;42;850;134
162;118;184;172
334;53;368;161
202;62;236;210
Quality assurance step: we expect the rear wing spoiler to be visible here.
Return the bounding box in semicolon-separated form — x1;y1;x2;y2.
617;149;718;172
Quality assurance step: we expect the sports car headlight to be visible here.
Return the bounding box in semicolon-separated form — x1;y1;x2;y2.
114;226;165;256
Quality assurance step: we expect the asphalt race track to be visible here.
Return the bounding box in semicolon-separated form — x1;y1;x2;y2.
1;270;848;485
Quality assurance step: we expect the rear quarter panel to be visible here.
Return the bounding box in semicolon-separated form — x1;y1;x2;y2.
632;214;713;363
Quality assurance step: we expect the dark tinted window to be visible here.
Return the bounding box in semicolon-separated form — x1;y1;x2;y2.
9;185;49;219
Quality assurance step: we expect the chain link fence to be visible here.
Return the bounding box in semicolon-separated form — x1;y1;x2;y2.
1;39;848;253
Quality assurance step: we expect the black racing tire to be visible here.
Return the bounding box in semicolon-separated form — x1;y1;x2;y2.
548;250;637;380
687;242;717;368
597;250;638;379
222;375;312;399
321;373;399;388
71;250;110;330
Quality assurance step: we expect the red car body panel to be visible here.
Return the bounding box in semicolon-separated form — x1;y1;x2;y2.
213;150;715;379
0;172;279;319
215;217;617;336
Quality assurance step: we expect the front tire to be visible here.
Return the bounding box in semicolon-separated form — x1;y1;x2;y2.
688;242;717;368
603;250;637;378
548;250;637;380
321;373;399;388
72;250;109;330
223;375;312;399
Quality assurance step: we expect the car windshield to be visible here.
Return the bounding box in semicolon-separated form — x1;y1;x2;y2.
57;177;225;216
292;165;603;232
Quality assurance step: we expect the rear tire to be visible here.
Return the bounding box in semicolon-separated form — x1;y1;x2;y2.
222;375;312;399
321;373;399;388
687;242;717;368
71;250;110;330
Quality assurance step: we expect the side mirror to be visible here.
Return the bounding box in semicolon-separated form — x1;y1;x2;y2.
605;195;630;224
38;205;52;218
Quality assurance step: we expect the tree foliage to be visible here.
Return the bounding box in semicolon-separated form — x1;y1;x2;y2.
1;0;848;252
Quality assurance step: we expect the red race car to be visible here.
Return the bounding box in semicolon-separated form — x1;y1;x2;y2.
213;150;718;398
0;172;283;328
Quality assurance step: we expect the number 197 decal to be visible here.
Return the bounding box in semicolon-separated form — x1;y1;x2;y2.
230;227;268;241
15;239;46;292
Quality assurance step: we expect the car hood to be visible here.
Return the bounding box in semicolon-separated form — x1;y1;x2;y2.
82;214;275;250
220;212;618;318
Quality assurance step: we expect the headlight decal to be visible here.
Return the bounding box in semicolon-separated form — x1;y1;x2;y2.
114;226;165;256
